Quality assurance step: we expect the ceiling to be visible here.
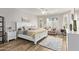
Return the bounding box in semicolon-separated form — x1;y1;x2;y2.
0;8;79;16
18;8;75;16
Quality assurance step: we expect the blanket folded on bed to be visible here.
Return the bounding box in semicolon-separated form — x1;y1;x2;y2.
25;28;46;37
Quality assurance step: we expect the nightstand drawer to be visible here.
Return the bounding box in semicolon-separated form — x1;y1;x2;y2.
0;37;2;41
6;31;16;41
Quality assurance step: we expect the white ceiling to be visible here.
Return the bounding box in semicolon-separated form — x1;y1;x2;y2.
1;8;79;16
18;8;74;16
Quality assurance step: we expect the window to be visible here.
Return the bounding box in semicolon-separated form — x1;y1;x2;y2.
47;17;58;29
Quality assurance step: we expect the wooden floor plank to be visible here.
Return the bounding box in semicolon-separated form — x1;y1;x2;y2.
0;35;66;51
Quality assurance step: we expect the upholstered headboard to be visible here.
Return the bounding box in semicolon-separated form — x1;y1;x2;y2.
16;22;31;30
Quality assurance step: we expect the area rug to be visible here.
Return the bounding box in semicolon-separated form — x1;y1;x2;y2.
39;36;63;51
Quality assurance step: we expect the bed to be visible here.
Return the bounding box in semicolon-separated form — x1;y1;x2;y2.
16;22;48;44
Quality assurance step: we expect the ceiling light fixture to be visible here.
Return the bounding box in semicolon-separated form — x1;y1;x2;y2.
40;8;48;15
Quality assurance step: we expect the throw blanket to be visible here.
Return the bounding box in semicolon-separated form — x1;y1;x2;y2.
27;28;46;37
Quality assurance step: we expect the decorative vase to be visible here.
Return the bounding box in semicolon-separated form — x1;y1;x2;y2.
73;20;77;31
69;24;72;31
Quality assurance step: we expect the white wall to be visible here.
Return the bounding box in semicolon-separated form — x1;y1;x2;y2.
0;8;71;32
0;8;38;32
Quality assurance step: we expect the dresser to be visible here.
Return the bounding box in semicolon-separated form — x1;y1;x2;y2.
67;30;79;51
6;31;16;42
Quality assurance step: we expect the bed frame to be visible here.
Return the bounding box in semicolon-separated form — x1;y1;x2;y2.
16;22;48;44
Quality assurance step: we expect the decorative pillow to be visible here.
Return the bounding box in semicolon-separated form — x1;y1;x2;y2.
18;28;22;31
23;30;27;35
22;27;25;30
28;28;31;30
24;27;28;30
18;30;23;34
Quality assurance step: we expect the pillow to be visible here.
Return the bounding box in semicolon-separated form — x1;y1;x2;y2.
18;30;23;34
23;30;27;35
22;27;25;30
24;26;29;30
18;28;22;31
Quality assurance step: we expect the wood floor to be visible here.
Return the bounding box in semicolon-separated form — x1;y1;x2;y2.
0;38;52;51
0;35;67;51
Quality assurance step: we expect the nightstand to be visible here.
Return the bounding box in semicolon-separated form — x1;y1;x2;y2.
6;31;16;42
